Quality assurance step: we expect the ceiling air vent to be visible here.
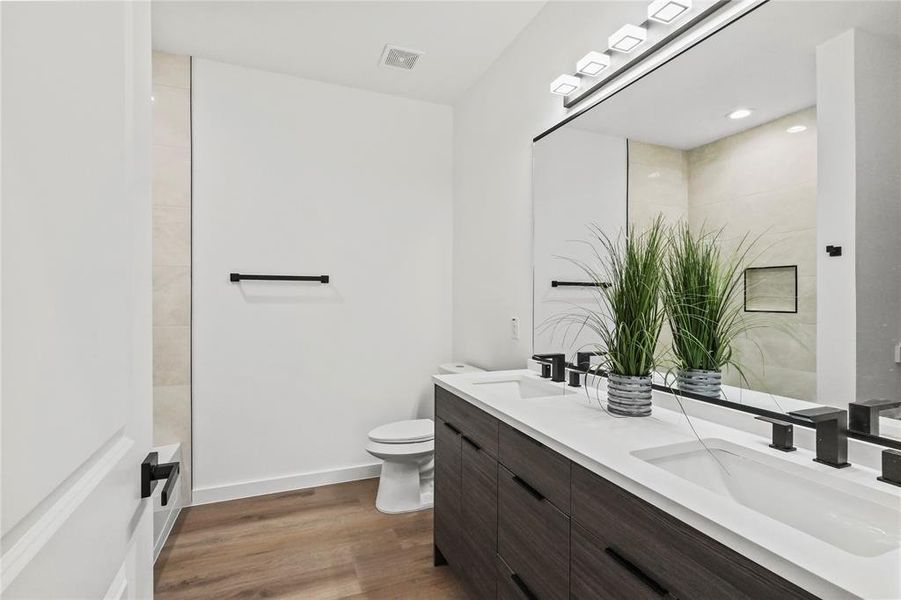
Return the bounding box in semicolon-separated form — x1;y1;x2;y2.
379;44;423;71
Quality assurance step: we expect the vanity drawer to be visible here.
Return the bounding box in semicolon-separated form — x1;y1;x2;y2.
496;554;539;600
571;464;817;600
498;421;571;513
571;521;666;600
435;385;498;457
498;465;569;600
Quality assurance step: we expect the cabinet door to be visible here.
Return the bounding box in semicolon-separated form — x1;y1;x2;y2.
461;435;498;599
435;416;463;566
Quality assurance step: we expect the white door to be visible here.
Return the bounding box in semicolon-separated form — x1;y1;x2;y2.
1;2;155;598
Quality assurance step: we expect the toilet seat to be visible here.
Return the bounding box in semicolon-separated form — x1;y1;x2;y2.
366;439;434;458
368;419;434;444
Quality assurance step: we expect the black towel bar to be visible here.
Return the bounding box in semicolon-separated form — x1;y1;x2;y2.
230;273;329;283
551;280;609;288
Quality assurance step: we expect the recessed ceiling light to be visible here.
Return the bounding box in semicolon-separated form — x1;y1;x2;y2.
727;108;753;120
550;74;580;96
576;51;611;77
786;125;808;134
648;0;692;24
608;24;647;53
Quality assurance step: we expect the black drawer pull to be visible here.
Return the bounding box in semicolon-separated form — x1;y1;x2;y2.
605;547;672;597
462;435;481;451
512;475;545;502
510;573;538;600
443;421;461;435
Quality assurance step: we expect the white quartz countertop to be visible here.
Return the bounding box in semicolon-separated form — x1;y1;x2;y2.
434;369;901;600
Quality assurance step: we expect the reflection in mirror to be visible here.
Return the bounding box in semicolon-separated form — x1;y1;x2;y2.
532;128;626;359
531;1;901;441
629;107;818;402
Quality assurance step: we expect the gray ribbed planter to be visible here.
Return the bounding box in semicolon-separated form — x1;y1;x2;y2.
607;373;653;417
677;368;722;398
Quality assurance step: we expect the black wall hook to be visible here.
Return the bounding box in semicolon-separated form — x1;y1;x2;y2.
826;245;842;257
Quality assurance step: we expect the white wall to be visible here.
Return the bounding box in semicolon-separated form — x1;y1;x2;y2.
452;2;643;369
852;29;901;403
192;59;452;503
816;28;901;409
816;30;859;409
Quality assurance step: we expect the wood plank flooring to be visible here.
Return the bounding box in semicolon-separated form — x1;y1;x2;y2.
154;478;467;599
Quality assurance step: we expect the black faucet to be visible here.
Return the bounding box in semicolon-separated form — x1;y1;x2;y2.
848;398;901;436
564;351;607;388
576;350;606;372
787;407;850;468
532;353;565;383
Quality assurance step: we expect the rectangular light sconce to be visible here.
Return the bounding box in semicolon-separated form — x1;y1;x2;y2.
576;51;611;77
549;74;580;96
608;24;647;53
647;0;692;24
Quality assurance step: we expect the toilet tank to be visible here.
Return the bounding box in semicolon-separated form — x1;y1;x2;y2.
438;363;484;375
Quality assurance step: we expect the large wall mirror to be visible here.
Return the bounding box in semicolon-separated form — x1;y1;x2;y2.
532;1;901;443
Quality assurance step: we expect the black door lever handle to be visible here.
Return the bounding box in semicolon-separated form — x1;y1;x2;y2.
141;452;180;506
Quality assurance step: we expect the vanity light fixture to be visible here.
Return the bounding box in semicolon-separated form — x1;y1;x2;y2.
727;108;753;120
576;51;611;77
608;24;647;53
786;125;807;133
550;74;580;96
647;0;693;24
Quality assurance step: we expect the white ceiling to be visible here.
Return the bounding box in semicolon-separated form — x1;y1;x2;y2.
152;1;546;104
567;1;901;149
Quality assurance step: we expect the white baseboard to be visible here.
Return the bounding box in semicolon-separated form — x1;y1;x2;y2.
191;462;382;506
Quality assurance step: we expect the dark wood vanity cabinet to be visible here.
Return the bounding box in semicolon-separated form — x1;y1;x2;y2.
434;386;818;600
435;387;500;599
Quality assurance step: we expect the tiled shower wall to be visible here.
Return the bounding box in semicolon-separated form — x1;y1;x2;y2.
152;51;192;502
629;107;817;401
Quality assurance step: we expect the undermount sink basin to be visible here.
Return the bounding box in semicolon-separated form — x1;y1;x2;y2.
472;375;577;401
633;439;901;557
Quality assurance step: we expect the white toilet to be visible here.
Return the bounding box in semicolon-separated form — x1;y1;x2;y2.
366;362;484;514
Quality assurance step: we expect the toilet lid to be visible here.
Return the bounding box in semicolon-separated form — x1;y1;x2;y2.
368;419;434;443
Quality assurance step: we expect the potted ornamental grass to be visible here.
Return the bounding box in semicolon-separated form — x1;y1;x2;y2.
555;217;667;417
663;223;754;398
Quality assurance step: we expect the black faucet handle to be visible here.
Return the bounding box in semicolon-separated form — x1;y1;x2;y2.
877;449;901;488
849;399;901;436
576;350;605;371
755;416;796;452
